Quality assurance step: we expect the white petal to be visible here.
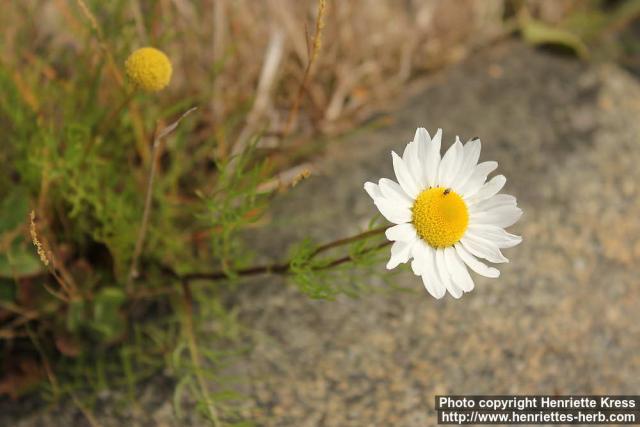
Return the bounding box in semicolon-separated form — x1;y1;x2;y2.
435;248;462;298
402;140;424;189
450;137;481;191
415;242;446;298
467;224;522;248
461;235;509;264
378;178;413;208
454;243;500;278
424;128;442;187
410;240;427;275
414;127;430;146
437;136;464;188
421;273;445;299
467;175;506;204
386;240;413;269
444;247;474;292
411;257;423;276
458;161;498;198
385;223;417;242
374;199;412;224
414;128;430;175
470;194;517;212
392;151;420;198
471;206;523;228
402;139;413;159
364;181;383;201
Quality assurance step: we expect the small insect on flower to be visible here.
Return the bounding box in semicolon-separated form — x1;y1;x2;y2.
364;128;523;299
125;47;173;92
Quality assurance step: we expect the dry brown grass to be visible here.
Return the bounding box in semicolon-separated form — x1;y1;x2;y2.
0;0;582;155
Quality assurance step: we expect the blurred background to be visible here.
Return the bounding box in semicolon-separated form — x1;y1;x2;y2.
1;0;640;426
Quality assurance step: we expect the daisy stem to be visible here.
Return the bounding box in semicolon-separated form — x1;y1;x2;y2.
310;225;387;257
129;226;389;299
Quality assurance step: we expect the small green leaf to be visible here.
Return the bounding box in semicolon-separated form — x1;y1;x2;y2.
520;18;589;59
0;246;44;278
0;190;28;233
66;298;86;333
91;287;126;341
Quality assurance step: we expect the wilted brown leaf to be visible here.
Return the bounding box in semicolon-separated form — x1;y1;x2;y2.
0;358;43;400
55;331;82;357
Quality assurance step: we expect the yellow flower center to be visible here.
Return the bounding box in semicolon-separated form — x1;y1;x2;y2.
125;47;173;92
412;187;469;248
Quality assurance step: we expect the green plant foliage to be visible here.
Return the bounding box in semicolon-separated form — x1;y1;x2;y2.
0;244;44;279
66;299;86;334
520;18;590;58
0;2;263;419
0;15;326;420
289;220;390;300
91;287;126;341
196;142;271;280
518;0;640;61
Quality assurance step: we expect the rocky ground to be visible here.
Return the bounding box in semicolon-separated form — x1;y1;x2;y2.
4;41;640;426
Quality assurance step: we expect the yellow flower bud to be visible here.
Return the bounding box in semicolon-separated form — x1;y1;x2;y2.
125;47;172;92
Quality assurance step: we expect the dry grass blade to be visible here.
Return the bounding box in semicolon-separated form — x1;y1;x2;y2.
257;162;315;193
230;29;285;165
29;211;76;300
156;107;199;140
127;107;198;290
282;0;326;137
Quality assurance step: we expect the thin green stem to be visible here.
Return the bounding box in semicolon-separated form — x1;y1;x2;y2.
180;281;221;426
310;225;387;257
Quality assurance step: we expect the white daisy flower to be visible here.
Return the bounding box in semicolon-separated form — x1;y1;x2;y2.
364;128;522;299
